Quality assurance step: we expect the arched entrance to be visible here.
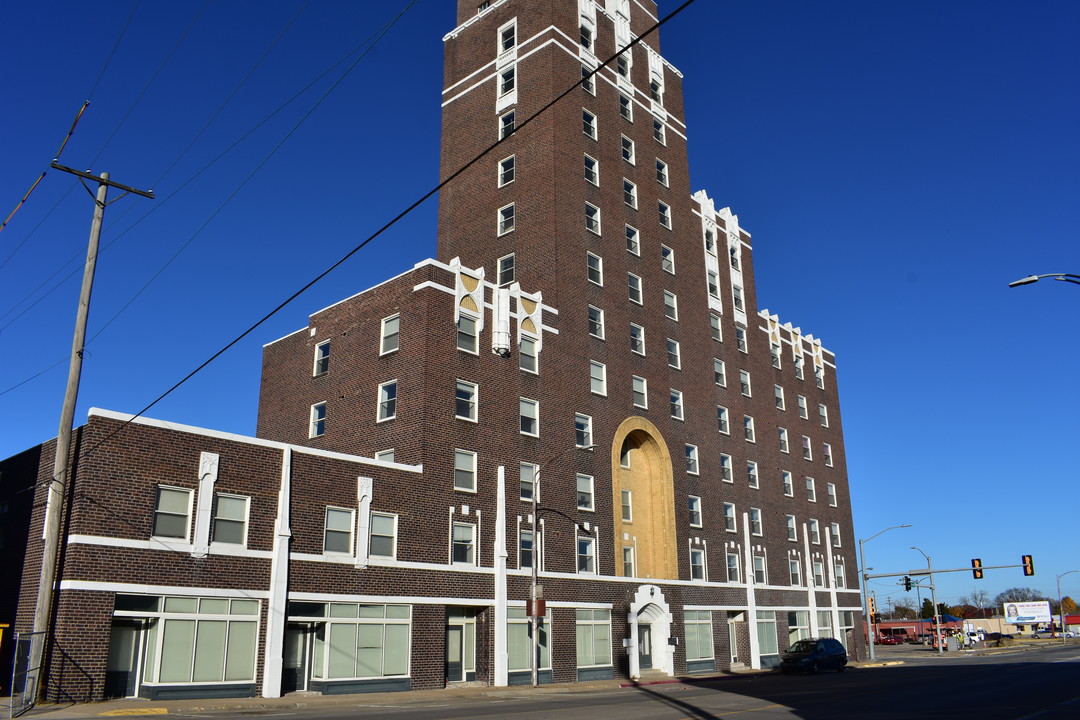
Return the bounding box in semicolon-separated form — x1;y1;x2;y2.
627;585;673;679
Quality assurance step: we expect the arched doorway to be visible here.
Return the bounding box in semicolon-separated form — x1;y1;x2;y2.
611;418;676;581
628;585;673;678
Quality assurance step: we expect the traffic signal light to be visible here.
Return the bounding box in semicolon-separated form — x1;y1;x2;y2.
1022;554;1035;576
868;596;877;615
972;558;984;580
903;576;912;591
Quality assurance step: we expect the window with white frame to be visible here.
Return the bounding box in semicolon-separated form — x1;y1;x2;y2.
519;397;539;436
622;546;635;576
786;515;797;541
666;338;681;369
309;402;327;438
813;561;825;587
577;474;595;511
579;24;592;49
707;270;720;299
823;443;833;467
377;316;399;356
720;453;733;482
831;522;842;548
314;340;330;375
827;482;837;507
369;512;397;558
688;495;702;527
575;609;611;666
783;471;794;497
739;369;752;396
519;462;537;502
704;228;716;255
834;559;846;588
788;611;811;644
743;415;756;442
732;285;745;312
457;314;479;354
455;380;478;421
452;522;476;564
499;67;515;96
749;509;764;538
499;19;516;50
653;117;666;144
520;336;538;374
729;244;740;270
324;506;354;554
585;203;601;234
656;159;668;186
518;529;534;569
794;355;805;379
685;444;699;474
620;489;633;522
500;110;515;139
819;403;829;427
583;154;598;185
670;389;684;420
623;178;637;208
753;555;767;584
619;93;632;120
576;413;593;448
577;536;596;573
632;375;648;408
498;203;515;235
454;450;477;492
726;552;740;582
735;327;747;353
212;493;249;545
806;476;816;502
789;559;802;586
771;343;781;368
588;305;605;339
621;135;635;163
583;109;597;138
809;518;820;545
779;427;789;454
625;224;640;254
660;245;675;275
589;360;607;395
684;611;714;661
650;78;663;103
663;290;678;320
815;366;825;389
498;155;515;186
801;435;812;460
717;405;730;434
797;394;808;418
153;486;192;540
587;252;603;285
375;449;395;463
627;273;643;304
377;380;397;421
580;64;594;94
690;549;706;580
616;53;630;78
774;384;785;410
723;502;736;532
630;323;645;354
747;460;759;488
658;200;671;229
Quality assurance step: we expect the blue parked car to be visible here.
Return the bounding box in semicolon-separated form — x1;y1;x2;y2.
779;637;848;674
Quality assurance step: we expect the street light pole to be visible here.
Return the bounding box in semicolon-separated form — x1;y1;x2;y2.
912;546;943;655
1056;570;1078;646
858;523;912;661
1008;272;1080;288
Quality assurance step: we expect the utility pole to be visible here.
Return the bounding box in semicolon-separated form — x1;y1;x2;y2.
30;163;152;702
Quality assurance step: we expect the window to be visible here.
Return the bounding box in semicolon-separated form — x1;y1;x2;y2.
789;559;802;586
704;229;716;255
619;93;632;120
632;375;648;409
650;78;663;103
788;611;811;644
823;443;833;467
627;273;643;304
670;389;684;420
656;159;668;186
375;449;395;463
739;369;751;396
813;561;825;588
576;413;593;447
658;201;671;228
500;21;516;50
707;270;720;299
620;489;633;522
827;482;837;507
623;178;637;208
588;305;605;339
377;315;401;355
499;67;515;96
584;154;598;185
519;397;539;436
732;285;745;312
582;109;597;138
710;315;722;341
498;155;515;186
454;450;477;492
726;552;740;582
747;461;759;488
666;338;681;369
774;385;786;410
786;515;797;541
498;203;515;235
453;522;476;564
719;453;733;482
794;355;805;379
729;244;740;270
815;366;825;389
457;314;479;353
581;64;595;94
688;495;702;527
314;340;330;375
743;415;756;442
455;380;477;421
621;135;635;163
685;444;699;474
722;502;736;532
576;474;595;511
717;405;730;434
622;546;635;577
779;427;789;453
660;246;675;276
831;522;842;548
663;291;678;320
577;536;596;573
652;118;666;144
519;529;533;569
585;203;601;234
575;609;611;666
834;559;846;588
589;361;607;395
735;327;747;353
310;402;327;438
370;512;397;558
499;110;515;138
519;336;538;374
519;462;537;502
713;358;726;387
212;493;248;545
625;224;640;254
684;610;714;662
771;343;781;368
819;403;829;427
153;486;192;540
377;380;397;421
324;507;354;554
587;252;603;285
805;477;816;502
690;549;706;580
753;555;767;584
783;471;794;497
616;54;630;78
750;507;763;536
630;323;645;354
809;518;820;545
797;395;808;419
579;24;592;49
801;435;812;460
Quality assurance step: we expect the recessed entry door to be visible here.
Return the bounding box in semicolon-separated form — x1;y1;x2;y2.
639;624;653;670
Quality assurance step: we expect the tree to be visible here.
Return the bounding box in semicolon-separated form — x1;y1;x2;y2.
920;598;935;619
893;597;916;620
994;587;1047;606
1062;596;1077;614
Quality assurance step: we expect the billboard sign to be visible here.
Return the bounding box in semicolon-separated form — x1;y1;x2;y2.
1003;601;1051;624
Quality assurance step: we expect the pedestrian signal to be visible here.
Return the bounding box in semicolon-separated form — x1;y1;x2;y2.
1022;554;1035;576
971;558;984;580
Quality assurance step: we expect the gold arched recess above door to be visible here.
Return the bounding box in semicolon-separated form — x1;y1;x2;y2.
610;416;677;581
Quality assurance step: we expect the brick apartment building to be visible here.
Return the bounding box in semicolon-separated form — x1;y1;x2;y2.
5;0;861;703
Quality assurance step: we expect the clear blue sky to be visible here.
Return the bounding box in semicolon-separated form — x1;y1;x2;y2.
2;1;1077;610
